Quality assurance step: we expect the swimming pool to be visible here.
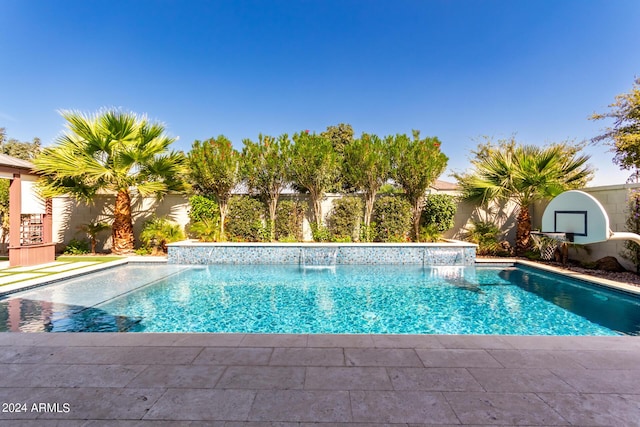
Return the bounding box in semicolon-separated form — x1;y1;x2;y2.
1;263;639;335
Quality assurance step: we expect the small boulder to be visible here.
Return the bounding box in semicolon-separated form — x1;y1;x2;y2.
595;256;626;272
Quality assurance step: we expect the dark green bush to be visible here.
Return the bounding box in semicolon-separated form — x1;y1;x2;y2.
188;195;219;222
275;200;307;241
421;194;457;233
327;197;362;242
372;195;412;242
64;238;90;255
188;195;221;241
419;224;442;242
310;223;331;242
226;196;266;242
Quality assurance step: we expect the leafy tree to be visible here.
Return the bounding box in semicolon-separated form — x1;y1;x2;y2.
622;188;640;273
321;123;355;191
342;133;391;240
591;77;640;175
0;128;41;160
33;110;186;254
289;131;340;229
454;138;593;255
188;136;241;240
320;123;354;154
242;133;291;241
388;130;448;241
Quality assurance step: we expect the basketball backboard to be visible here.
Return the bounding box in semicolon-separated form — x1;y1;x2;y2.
540;190;610;245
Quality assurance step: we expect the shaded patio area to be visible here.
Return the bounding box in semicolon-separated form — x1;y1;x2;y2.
0;333;639;425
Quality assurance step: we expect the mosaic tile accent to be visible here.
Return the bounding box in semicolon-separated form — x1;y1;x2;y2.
168;243;476;266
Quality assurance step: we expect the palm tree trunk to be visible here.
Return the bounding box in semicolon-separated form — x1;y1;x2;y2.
516;205;532;255
112;189;135;254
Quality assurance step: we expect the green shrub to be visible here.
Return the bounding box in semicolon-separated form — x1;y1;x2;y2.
310;223;331;242
372;195;412;242
360;223;377;242
419;223;443;242
140;217;185;255
226;196;266;242
63;238;90;255
134;246;153;256
422;194;457;233
187;195;221;241
327;197;362;241
188;195;219;222
275;200;307;241
622;189;640;273
188;218;220;242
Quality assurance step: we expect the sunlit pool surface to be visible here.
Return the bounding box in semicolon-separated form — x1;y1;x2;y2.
1;264;639;335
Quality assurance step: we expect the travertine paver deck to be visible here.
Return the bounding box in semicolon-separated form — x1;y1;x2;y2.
0;273;46;285
0;333;639;425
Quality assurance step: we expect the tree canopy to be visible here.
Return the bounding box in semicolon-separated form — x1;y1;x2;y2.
389;130;448;241
242;133;291;241
0;128;42;161
289;131;340;230
188;136;241;240
591;77;640;176
342;133;391;239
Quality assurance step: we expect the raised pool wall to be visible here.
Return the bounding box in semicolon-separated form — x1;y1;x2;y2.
167;241;477;266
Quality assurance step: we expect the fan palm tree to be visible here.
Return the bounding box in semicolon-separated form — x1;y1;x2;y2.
34;110;186;254
77;221;110;254
455;141;593;255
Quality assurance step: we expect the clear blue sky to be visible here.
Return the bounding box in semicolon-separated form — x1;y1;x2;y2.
1;0;639;186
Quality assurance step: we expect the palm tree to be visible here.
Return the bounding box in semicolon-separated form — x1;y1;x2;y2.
77;221;110;254
34;110;186;254
140;217;185;255
455;140;593;255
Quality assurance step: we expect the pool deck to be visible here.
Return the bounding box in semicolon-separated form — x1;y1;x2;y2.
0;333;639;425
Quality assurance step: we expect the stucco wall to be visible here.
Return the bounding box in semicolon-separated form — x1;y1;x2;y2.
52;193;190;252
51;190;521;252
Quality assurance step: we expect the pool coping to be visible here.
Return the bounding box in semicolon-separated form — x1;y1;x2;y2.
478;257;640;296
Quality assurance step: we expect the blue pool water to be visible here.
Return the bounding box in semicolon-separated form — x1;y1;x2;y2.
1;264;639;335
